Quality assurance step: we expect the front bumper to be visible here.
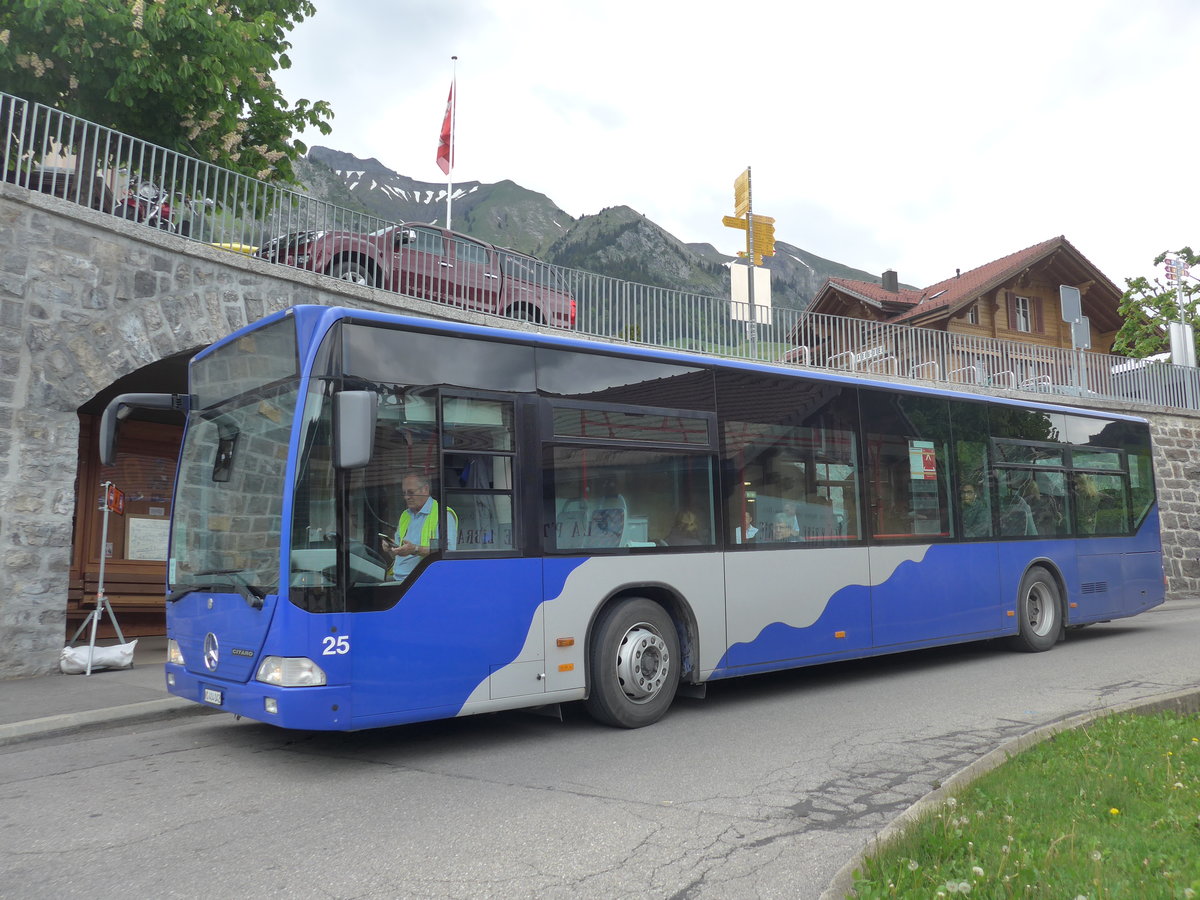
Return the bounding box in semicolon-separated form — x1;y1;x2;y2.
166;664;354;730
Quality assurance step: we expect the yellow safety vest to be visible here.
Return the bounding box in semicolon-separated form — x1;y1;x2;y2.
390;501;457;577
396;500;444;549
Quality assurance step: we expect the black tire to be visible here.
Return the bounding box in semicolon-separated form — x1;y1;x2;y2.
584;596;680;728
329;259;374;287
1008;566;1063;652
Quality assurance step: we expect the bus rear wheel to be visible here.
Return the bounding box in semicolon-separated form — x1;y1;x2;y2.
585;597;679;728
1009;566;1062;652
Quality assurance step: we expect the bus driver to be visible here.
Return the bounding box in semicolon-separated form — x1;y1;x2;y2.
381;471;458;579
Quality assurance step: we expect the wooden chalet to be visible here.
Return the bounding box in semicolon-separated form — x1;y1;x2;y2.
790;236;1126;390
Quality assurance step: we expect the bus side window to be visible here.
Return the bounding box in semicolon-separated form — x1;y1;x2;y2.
442;397;517;552
548;447;714;550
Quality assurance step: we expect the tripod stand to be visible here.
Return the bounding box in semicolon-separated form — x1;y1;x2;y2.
67;481;127;675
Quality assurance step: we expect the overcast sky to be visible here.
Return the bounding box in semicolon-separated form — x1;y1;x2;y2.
275;0;1200;288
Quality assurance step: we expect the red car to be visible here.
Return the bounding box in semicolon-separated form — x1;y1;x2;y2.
257;223;575;328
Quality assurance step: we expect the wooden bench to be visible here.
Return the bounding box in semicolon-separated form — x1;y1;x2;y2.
67;572;166;639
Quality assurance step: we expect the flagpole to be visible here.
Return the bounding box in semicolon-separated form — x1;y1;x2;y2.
446;56;457;230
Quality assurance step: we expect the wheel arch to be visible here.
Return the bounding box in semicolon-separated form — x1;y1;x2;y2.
503;301;546;324
583;582;701;692
325;252;383;285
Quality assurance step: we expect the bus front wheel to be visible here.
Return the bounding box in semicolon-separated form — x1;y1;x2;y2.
1009;566;1062;652
585;597;680;728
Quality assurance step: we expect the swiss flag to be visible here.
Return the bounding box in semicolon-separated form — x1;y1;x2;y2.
436;81;454;175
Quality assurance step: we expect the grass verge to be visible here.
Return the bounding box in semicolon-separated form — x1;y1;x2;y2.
850;710;1200;898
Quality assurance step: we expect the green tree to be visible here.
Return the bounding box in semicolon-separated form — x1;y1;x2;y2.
0;0;332;182
1113;247;1200;359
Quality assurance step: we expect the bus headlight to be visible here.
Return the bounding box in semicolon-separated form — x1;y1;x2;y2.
167;639;185;666
256;656;327;687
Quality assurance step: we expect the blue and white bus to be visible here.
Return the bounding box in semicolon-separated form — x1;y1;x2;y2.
101;306;1165;730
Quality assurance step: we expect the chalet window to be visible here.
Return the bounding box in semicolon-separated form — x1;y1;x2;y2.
967;304;979;325
1006;293;1044;334
1014;296;1031;332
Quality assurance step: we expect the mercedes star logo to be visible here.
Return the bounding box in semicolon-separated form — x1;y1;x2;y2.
203;632;219;671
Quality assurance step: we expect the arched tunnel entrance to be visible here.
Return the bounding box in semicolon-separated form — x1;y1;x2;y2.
69;348;198;638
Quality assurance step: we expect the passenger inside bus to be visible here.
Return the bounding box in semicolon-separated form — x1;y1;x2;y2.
769;512;799;542
960;482;990;537
734;510;759;544
664;509;703;545
998;475;1036;536
1073;473;1100;534
1020;478;1065;535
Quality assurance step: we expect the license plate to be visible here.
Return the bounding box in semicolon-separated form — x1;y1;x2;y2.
203;688;223;706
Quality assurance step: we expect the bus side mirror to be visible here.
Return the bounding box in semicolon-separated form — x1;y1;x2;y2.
334;390;377;469
99;393;188;466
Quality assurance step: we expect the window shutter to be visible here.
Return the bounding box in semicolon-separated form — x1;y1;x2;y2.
1005;292;1016;330
1033;298;1044;333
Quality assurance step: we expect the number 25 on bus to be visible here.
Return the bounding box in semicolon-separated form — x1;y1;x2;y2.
100;305;1165;731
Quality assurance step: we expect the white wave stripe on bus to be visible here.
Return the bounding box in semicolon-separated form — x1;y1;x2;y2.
460;554;727;709
460;547;933;708
723;544;931;646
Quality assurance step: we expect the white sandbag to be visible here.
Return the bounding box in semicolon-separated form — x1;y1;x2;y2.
60;640;138;674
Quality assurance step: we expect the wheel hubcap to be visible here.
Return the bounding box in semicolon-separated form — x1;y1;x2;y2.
614;624;670;703
1026;583;1055;636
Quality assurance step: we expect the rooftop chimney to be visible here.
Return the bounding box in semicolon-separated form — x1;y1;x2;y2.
882;269;898;292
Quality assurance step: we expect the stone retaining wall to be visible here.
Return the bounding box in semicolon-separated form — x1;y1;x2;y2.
0;184;453;676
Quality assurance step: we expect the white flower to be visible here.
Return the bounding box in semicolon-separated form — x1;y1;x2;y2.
972;866;984;877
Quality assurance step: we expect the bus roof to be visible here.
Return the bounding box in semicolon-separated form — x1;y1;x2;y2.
205;305;1149;426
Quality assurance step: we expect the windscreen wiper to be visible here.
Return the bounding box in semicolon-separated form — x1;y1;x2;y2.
167;570;267;608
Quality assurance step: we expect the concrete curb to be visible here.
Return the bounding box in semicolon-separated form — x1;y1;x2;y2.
0;697;220;748
819;686;1200;900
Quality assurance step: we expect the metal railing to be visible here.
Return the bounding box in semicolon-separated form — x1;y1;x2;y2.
5;90;1199;411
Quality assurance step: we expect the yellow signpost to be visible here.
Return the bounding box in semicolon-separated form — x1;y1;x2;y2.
722;168;778;350
722;168;776;266
722;214;776;267
734;168;751;218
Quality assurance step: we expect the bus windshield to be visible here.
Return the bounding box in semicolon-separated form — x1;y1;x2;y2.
169;316;300;596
